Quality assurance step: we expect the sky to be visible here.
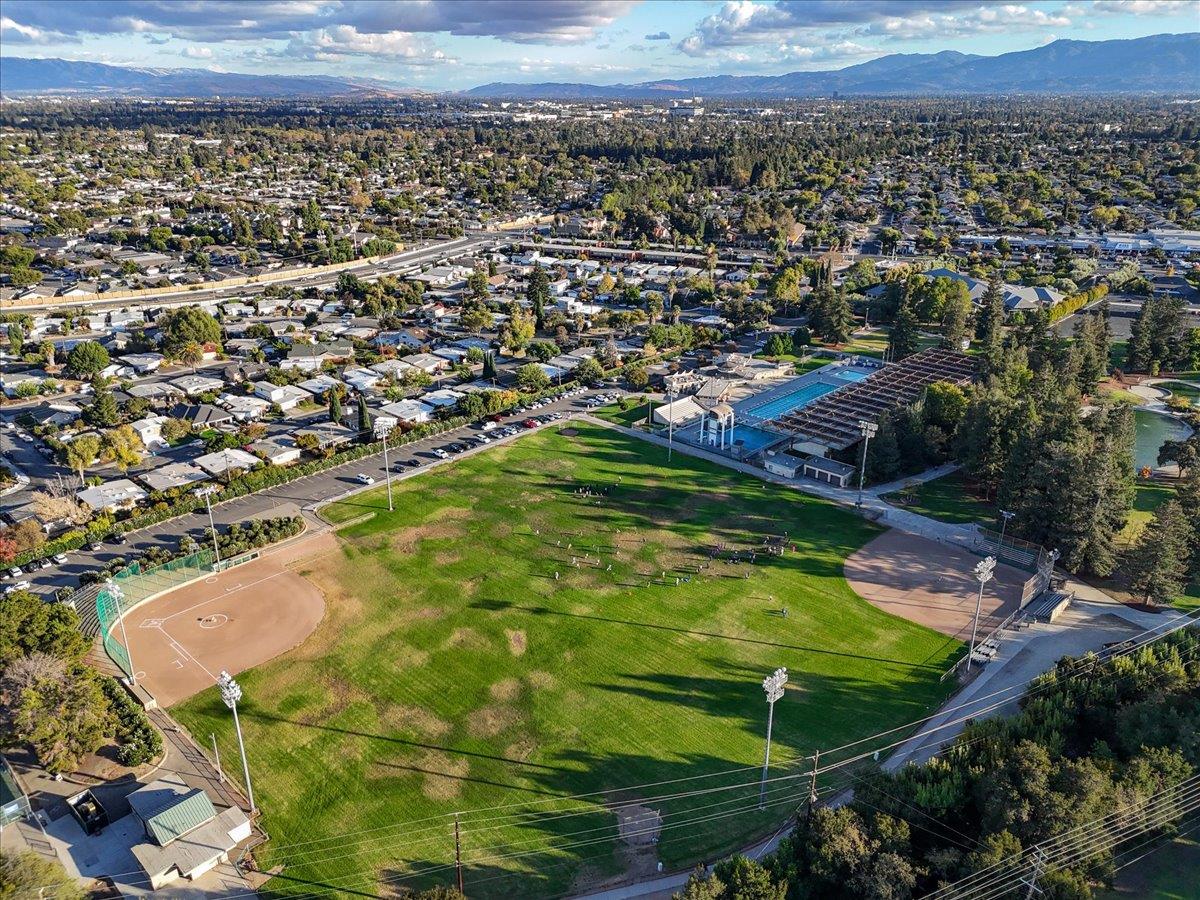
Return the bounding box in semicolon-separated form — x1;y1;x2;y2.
1;0;1197;90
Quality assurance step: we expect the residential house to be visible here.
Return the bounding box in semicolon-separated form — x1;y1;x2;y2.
77;479;148;512
139;462;210;493
194;448;260;477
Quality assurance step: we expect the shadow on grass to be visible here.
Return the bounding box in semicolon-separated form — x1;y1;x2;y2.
471;598;943;671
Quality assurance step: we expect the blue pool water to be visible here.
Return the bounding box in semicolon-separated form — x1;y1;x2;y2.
729;425;782;453
750;381;840;420
833;367;872;382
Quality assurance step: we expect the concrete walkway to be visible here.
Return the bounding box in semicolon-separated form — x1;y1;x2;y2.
583;415;979;550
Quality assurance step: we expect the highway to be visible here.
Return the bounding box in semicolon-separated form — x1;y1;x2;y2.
4;232;502;313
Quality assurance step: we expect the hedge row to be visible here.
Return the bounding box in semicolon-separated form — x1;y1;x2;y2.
101;675;163;767
1048;283;1109;323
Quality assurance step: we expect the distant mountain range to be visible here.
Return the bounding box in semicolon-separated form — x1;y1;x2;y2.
468;33;1200;99
0;57;421;98
2;33;1197;100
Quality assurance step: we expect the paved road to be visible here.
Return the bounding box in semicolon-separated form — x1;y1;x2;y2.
11;387;618;600
6;233;500;313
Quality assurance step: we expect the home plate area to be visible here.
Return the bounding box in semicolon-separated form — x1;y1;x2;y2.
119;541;329;706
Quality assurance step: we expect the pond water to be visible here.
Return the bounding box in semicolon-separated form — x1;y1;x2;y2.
1133;408;1194;471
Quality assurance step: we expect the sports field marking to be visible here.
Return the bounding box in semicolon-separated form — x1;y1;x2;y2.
160;572;284;623
159;624;219;681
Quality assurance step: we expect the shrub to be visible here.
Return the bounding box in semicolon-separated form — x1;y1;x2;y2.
100;676;163;767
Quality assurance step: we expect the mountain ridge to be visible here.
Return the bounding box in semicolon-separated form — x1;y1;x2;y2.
2;33;1196;99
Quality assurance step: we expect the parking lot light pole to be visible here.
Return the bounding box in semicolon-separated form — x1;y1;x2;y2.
106;580;136;687
758;667;788;809
218;670;255;812
856;420;878;508
199;488;221;567
968;556;997;672
376;422;394;512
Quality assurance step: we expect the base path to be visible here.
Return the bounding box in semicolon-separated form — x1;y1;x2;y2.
121;533;333;705
844;530;1027;641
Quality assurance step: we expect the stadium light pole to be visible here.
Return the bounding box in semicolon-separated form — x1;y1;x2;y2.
998;509;1015;560
758;667;788;809
199;487;221;567
375;421;394;512
105;580;136;687
967;556;996;673
218;670;255;812
667;386;677;461
855;420;878;508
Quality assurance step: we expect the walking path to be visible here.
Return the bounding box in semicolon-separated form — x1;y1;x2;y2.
573;416;1185;900
582;415;978;549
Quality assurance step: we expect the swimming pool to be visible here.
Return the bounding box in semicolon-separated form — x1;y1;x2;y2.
750;381;841;421
832;367;873;382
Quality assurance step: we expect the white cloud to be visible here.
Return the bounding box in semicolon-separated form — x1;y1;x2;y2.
288;25;455;65
183;46;213;59
0;14;67;43
1090;0;1197;12
860;5;1073;40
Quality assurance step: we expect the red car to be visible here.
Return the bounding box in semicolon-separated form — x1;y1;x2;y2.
523;418;538;428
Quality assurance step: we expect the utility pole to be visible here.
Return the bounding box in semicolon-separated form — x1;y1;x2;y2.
1020;846;1048;899
804;750;820;826
376;421;394;512
856;419;878;508
968;556;996;673
454;813;464;895
758;667;788;809
218;670;255;812
106;580;136;687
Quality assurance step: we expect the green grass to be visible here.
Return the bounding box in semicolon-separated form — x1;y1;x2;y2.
594;400;653;427
1097;834;1200;899
174;424;961;898
882;471;996;527
1110;340;1129;371
1113;480;1200;611
1159;381;1200;407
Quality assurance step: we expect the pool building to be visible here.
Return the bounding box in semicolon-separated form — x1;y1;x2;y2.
666;348;975;488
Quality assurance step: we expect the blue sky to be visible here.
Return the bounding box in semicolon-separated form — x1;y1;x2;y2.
1;1;1196;89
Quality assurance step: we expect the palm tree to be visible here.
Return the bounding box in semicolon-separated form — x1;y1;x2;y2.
179;340;204;373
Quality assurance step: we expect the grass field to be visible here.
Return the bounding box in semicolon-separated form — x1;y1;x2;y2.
1097;834;1200;900
882;471;996;527
1159;380;1200;407
593;400;653;427
174;424;961;898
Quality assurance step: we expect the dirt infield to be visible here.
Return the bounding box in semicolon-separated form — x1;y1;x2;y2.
845;530;1028;640
119;532;335;706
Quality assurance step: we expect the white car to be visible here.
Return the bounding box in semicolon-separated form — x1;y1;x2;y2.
5;581;31;594
7;567;22;579
356;473;375;485
53;554;69;564
434;448;450;459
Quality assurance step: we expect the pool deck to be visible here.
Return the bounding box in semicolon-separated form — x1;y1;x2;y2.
736;363;875;426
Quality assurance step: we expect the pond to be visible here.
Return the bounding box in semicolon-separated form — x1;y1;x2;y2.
1133;408;1194;472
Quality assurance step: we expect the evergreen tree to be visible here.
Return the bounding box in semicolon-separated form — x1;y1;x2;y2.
940;294;972;350
888;300;920;361
1127;500;1193;605
527;266;550;332
482;351;497;381
329;390;342;425
976;273;1006;377
84;389;119;428
864;412;901;484
357;393;369;433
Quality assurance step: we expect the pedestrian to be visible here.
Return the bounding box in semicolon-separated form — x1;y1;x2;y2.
555;571;559;580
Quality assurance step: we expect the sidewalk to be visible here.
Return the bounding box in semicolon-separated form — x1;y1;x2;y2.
583;415;978;549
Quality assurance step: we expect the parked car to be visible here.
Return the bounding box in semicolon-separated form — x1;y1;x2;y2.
53;553;69;564
6;567;22;579
5;581;32;594
356;473;375;485
523;419;538;429
481;421;498;431
433;448;450;459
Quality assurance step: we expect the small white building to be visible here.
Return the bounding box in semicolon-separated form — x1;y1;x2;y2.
652;396;705;426
77;479;148;512
194;448;260;477
380;399;435;424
